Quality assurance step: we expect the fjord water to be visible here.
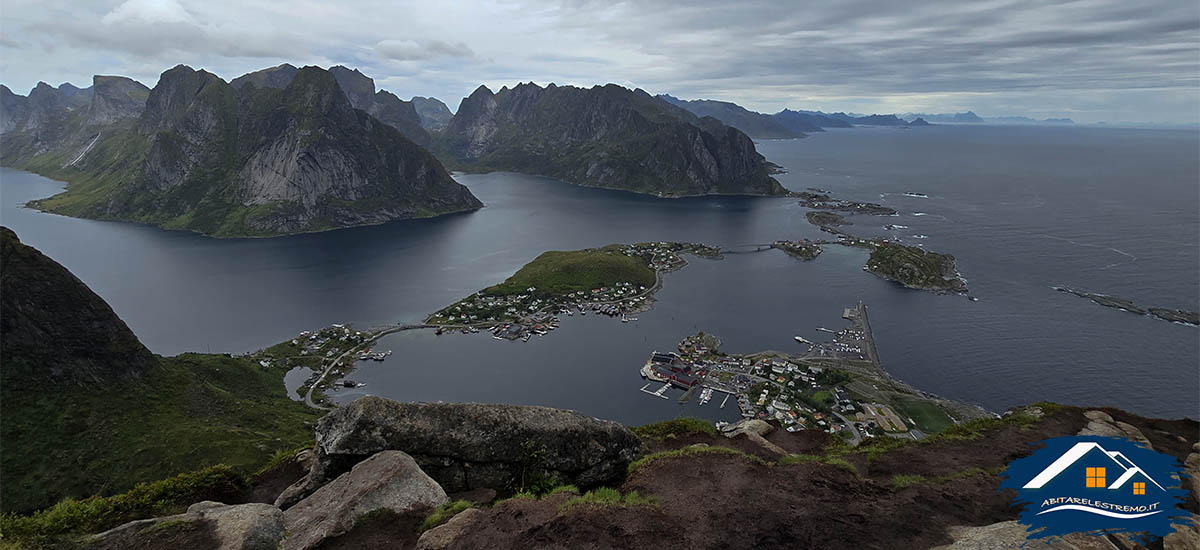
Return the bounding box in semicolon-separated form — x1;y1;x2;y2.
2;125;1196;423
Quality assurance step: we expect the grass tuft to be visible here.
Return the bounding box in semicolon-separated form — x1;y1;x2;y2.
419;500;473;532
631;417;717;440
628;445;766;475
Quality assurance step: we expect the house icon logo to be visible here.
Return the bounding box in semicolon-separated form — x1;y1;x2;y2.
1000;435;1189;541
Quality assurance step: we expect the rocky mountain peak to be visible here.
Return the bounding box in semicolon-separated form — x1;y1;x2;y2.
87;75;150;126
328;65;376;110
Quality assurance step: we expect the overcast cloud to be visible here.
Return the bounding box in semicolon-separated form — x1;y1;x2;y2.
1;0;1197;123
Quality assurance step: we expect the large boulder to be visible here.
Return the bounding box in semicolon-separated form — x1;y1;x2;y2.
277;397;641;508
90;501;284;550
415;507;484;550
282;450;447;550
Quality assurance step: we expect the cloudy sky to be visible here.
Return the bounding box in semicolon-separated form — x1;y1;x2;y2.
2;0;1197;123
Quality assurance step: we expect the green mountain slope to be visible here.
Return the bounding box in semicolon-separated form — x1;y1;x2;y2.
0;228;321;513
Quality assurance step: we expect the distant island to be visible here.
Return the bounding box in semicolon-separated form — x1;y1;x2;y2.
1054;286;1198;326
0;65;482;237
435;83;787;197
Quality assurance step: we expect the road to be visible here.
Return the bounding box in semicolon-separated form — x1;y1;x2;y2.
302;323;432;409
831;411;864;445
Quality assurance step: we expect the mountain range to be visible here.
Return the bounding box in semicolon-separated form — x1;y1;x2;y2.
1;66;791;236
0;65;482;237
434;83;786;197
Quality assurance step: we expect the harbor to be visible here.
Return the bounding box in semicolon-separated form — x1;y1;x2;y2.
634;301;978;442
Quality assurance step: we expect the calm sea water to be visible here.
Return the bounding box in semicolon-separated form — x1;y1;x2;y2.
2;125;1196;423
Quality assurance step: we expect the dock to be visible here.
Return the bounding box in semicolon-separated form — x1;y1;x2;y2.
639;383;671;400
720;393;730;409
856;301;881;367
678;384;700;403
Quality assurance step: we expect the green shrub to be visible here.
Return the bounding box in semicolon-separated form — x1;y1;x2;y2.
890;474;925;490
561;488;656;510
0;465;245;538
419;500;473;532
628;445;765;475
631;417;717;440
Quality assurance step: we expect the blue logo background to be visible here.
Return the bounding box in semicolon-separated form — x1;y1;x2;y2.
1000;435;1190;541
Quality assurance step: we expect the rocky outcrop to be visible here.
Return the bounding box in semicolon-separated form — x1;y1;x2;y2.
86;76;149;126
415;507;484;550
438;82;787;197
0;227;157;387
411;96;453;129
90;502;284;550
1077;410;1153;449
932;520;1126;549
277;396;641;507
282;451;447;550
6;65;482;237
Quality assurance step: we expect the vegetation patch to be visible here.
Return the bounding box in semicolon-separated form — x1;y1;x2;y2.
0;465;244;539
628;445;767;475
561;487;657;511
779;454;859;476
419;500;473;532
1;353;321;514
895;399;955;434
632;417;718;440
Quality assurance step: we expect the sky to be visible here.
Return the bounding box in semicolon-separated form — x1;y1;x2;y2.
1;0;1197;124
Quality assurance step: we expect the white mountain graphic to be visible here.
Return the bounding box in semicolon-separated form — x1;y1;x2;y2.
1022;441;1165;491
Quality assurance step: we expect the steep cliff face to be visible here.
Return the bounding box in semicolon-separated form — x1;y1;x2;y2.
2;65;481;237
438;82;786;197
411;96;453;129
86;76;150;126
0;227;157;388
367;90;431;147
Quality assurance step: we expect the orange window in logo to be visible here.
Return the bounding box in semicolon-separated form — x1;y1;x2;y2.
1085;467;1106;487
1133;482;1146;495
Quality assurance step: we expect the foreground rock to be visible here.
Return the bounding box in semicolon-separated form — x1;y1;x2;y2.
415;507;485;550
90;502;284;550
282;450;447;550
277;396;641;508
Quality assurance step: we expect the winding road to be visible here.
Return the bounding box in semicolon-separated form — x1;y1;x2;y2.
302;323;432;409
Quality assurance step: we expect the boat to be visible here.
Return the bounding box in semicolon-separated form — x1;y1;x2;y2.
794;336;812;345
435;327;444;335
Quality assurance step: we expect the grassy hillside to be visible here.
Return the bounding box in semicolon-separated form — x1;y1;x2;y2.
483;246;656;297
0;353;321;514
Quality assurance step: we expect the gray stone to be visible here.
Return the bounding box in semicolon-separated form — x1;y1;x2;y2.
277;397;641;508
415;507;484;550
91;502;284;550
1077;411;1153;449
282;450;448;550
932;520;1122;549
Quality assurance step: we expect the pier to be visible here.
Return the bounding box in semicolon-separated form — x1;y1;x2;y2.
639;382;671;400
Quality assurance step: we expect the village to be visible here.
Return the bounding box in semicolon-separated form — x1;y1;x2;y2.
426;241;722;342
637;302;963;443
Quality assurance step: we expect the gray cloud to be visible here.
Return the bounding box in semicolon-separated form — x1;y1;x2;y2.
375;39;474;61
0;0;1196;123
